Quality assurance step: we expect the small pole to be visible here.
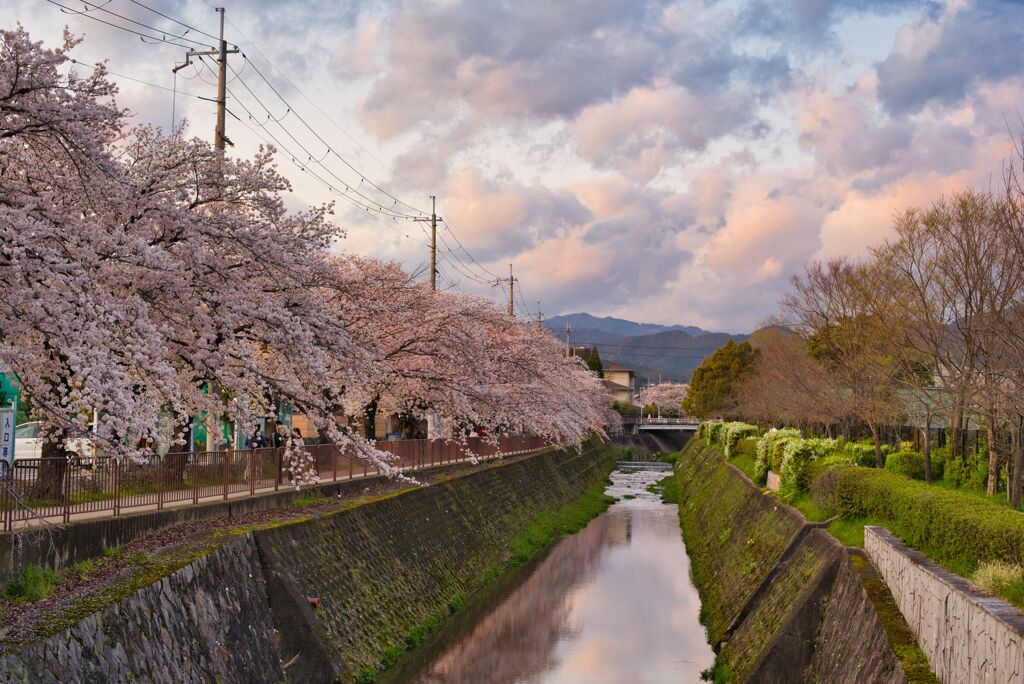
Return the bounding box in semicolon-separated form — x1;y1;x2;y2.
431;197;437;291
508;264;515;316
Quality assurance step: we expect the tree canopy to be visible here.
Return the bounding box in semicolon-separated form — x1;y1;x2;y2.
682;340;757;418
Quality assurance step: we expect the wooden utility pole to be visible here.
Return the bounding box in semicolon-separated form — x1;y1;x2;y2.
413;196;440;290
494;264;517;316
564;322;574;356
508;264;515;316
172;7;239;150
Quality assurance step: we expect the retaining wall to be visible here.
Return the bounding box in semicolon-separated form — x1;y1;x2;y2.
0;454;534;584
675;440;913;683
0;444;614;683
866;525;1024;684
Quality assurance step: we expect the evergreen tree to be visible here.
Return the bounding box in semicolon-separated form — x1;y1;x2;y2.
683;340;757;418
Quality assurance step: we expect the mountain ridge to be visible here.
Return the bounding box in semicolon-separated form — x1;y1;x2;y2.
544;313;749;382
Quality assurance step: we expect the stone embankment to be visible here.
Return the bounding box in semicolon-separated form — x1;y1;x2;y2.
675;440;924;683
0;444;615;683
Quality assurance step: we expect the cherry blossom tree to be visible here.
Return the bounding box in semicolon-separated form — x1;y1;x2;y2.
637;383;689;416
0;27;612;488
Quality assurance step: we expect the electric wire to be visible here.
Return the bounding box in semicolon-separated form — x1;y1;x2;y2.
45;0;218;50
224;105;431;246
125;0;234;46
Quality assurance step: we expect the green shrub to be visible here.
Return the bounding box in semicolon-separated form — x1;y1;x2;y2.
808;452;855;484
701;420;725;445
839;441;878;467
944;451;988;491
5;565;62;602
720;422;759;458
885;449;926;480
928;445;947;480
778;438;838;502
754;428;799;485
832;467;1024;574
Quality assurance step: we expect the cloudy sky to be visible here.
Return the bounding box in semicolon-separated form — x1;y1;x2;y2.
5;0;1022;332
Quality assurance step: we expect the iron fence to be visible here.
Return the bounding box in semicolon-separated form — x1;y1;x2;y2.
0;435;549;531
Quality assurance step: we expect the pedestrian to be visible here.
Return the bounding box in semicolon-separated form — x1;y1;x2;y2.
272;420;286;449
247;428;267;449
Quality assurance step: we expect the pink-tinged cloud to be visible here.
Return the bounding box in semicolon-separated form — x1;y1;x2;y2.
442;168;591;258
573;84;751;181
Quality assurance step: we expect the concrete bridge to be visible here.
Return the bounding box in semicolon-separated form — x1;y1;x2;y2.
616;461;674;471
620;416;699;435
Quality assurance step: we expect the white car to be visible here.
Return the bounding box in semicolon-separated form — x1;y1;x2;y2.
14;422;96;465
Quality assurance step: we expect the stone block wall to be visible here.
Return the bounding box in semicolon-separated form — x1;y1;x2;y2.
0;535;283;684
866;525;1024;684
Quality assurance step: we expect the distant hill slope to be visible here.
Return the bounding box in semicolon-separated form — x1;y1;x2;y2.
544;313;749;382
545;312;711;338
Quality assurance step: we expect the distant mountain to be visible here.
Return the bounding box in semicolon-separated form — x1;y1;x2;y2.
544;313;749;382
599;330;749;383
545;312;711;338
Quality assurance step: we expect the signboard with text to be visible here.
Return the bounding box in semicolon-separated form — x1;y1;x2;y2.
0;407;14;471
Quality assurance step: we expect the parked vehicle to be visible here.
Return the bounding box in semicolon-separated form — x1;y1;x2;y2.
13;422;96;466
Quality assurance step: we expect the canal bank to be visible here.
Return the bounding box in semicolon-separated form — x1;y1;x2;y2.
0;441;618;683
675;439;932;683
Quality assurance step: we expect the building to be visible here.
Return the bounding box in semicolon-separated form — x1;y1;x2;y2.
603;361;636;404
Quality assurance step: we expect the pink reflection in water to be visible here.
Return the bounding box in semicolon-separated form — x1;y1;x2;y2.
407;470;714;683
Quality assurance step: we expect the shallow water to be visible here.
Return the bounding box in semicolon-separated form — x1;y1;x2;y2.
383;469;715;684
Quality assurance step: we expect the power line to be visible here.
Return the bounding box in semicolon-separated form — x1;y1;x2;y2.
198;1;511;292
222;105;429;242
45;0;217;51
203;0;429;201
126;0;232;45
66;57;210;100
224;63;422;220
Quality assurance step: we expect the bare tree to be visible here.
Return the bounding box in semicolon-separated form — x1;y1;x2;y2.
780;259;904;467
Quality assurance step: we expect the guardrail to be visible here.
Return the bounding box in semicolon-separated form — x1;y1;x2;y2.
619;416;700;425
0;435;549;531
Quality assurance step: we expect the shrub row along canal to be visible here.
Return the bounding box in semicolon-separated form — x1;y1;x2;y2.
382;468;714;683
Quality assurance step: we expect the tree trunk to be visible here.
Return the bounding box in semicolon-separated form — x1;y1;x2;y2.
922;414;932;485
986;419;999;496
1012;417;1023;510
870;422;883;468
35;438;68;501
949;402;963;462
362;397;378;440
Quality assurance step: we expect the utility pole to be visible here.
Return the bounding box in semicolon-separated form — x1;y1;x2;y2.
172;7;239;150
535;300;543;331
564;322;574;356
493;264;517;316
507;264;515;316
413;196;440;290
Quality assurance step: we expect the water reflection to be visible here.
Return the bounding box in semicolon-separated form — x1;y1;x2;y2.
387;470;714;684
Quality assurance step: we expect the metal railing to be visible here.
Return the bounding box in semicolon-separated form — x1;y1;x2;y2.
0;435;549;531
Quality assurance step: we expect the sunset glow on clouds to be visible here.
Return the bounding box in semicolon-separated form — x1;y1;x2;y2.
6;0;1024;330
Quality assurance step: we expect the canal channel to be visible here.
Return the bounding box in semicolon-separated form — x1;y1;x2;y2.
381;467;715;683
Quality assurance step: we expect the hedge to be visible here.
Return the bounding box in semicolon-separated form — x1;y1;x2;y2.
698;419;725;445
828;466;1024;574
778;438;838;502
721;421;759;458
754;428;800;485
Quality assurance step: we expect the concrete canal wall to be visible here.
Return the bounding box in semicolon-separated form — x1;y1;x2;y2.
0;444;615;683
675;440;914;683
866;526;1024;684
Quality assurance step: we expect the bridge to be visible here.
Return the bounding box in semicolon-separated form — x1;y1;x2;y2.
619;416;699;435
